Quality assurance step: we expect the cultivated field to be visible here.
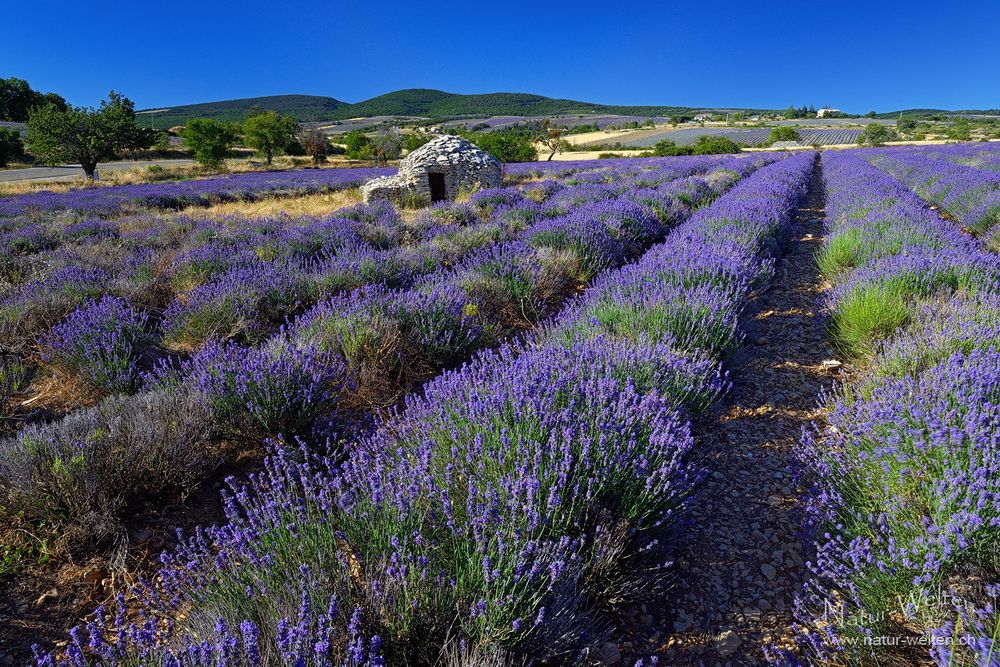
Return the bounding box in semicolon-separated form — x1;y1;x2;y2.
1;143;998;666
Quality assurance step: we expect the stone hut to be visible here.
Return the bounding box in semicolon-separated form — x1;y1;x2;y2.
361;135;502;205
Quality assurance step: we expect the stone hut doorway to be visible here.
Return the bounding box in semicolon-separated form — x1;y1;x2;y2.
428;173;446;202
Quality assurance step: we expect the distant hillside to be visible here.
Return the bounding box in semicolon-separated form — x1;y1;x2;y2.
136;89;786;128
877;108;1000;119
137;95;345;128
329;88;751;120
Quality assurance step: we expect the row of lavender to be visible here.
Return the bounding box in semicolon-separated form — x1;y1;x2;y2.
1;155;740;397
1;156;760;562
33;154;815;665
893;141;1000;172
785;153;1000;666
0;155;694;221
857;143;1000;247
0;167;396;219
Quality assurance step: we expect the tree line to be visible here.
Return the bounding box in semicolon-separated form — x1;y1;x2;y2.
0;78;343;176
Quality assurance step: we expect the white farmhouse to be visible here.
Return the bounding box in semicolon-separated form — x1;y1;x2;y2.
816;108;843;118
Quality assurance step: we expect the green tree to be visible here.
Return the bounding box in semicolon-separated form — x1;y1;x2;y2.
0;127;25;167
856;123;898;147
652;139;693;156
0;77;67;122
470;130;536;162
784;105;798;120
896;117;917;133
25;91;146;179
242;111;297;165
766;126;801;145
343;130;372;160
402;133;431;152
691;135;741;154
182;118;239;169
865;111;877;118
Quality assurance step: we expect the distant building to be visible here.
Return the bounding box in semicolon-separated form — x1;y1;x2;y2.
816;108;843;118
693;114;712;122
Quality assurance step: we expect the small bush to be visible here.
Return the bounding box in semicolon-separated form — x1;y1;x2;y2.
0;387;212;544
652;139;694;157
40;296;152;395
766;126;800;145
856;123;898;147
691;135;741;155
181;336;349;438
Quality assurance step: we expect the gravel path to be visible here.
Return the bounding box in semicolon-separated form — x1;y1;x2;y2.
630;157;837;665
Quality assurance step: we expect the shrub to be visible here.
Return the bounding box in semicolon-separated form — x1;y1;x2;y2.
242;111;298;165
343;130;371;160
0;387;212;544
161;263;309;350
183;118;239;168
467;129;537;163
691;135;741;154
402;132;431;152
652;139;693;157
182;336;350;437
856;123;898;147
766;126;800;145
40;296;151;395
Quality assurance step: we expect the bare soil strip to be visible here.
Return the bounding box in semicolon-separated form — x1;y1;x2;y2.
628;158;837;665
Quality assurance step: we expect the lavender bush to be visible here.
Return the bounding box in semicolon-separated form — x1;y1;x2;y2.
0;387;212;544
40;296;151;394
0;166;393;219
787;150;1000;666
31;154;817;665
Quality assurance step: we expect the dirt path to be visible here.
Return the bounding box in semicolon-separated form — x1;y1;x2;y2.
632;157;838;665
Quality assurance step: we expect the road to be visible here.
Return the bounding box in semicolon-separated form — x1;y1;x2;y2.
0;159;196;184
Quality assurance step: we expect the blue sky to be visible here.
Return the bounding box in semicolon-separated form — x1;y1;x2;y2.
3;0;998;112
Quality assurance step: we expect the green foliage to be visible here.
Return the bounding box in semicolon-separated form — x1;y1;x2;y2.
327;88;753;121
135;94;345;129
242;111;298;165
856;123;898;147
0;126;25;167
691;135;741;155
0;77;66;122
25;91;147;179
896;117;917;133
402;133;431;152
564;123;599;135
465;128;537;162
946;119;972;141
766;126;800;145
182;118;239;169
342;130;372;160
830;284;911;357
652;139;693;157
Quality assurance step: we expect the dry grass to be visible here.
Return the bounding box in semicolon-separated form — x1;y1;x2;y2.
186;187;363;219
0;157;382;198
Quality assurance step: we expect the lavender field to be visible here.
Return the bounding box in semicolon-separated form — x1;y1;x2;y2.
2;143;999;667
